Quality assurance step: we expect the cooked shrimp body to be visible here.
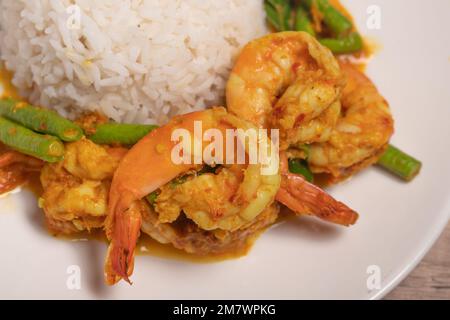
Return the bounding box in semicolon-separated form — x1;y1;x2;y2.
141;200;280;256
105;107;281;284
227;31;346;149
308;62;394;180
40;138;126;233
41;166;108;232
155;164;280;231
63;138;127;181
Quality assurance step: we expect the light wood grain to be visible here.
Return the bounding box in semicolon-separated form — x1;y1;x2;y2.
385;223;450;300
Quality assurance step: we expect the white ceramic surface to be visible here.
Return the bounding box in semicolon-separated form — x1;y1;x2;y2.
0;0;449;299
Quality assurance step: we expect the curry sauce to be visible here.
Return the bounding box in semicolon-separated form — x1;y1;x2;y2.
0;66;19;99
50;226;261;264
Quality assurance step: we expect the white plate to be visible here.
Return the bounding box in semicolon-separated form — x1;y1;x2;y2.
1;0;449;299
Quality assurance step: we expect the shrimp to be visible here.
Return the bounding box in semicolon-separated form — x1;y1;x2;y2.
40;138;126;234
226;31;346;150
308;62;394;181
276;153;358;226
226;32;358;224
105;107;281;284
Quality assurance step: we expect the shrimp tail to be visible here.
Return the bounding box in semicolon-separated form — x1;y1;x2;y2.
276;174;358;226
104;190;142;285
105;213;141;285
276;153;358;226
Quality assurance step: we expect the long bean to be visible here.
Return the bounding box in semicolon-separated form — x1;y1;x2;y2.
0;117;64;162
289;158;314;182
303;0;353;36
88;123;158;145
145;164;220;207
0;98;83;142
295;6;316;36
377;145;422;182
146;192;158;206
319;32;363;54
264;0;292;31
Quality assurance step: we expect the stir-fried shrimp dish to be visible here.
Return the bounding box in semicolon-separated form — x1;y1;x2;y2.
0;0;422;285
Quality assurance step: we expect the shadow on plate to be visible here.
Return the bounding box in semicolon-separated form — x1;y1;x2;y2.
270;211;343;243
21;189;113;297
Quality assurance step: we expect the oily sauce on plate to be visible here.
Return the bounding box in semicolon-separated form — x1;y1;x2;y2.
51;228;260;264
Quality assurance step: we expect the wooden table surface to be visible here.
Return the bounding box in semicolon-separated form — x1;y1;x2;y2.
385;222;450;300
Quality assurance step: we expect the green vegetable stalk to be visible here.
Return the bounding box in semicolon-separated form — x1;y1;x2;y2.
0;116;64;162
146;192;158;206
88;123;158;145
289;158;314;182
264;0;292;31
302;0;353;36
319;32;363;54
377;145;422;182
295;6;316;36
0;98;83;142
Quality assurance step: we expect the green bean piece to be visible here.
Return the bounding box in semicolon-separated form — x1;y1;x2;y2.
264;0;292;31
197;165;218;176
0;98;83;142
303;0;353;36
145;165;218;206
0;117;64;162
377;145;422;182
319;32;363;54
288;158;314;183
169;175;189;189
88;123;158;145
295;6;316;36
146;192;158;206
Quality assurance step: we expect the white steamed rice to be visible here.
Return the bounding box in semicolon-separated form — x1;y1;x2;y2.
0;0;267;124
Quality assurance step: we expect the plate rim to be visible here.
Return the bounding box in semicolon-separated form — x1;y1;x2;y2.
370;197;450;300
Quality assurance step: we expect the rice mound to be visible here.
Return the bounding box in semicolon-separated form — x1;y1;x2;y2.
0;0;267;124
